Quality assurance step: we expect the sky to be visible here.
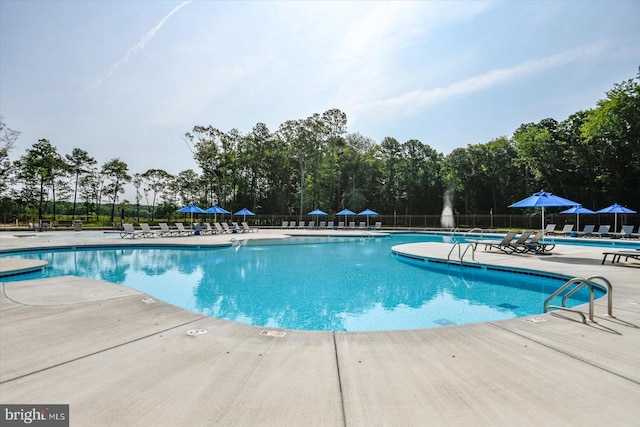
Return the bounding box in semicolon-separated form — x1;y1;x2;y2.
1;0;639;199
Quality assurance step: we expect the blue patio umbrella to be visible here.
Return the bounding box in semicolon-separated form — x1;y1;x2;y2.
560;205;595;231
596;203;637;232
336;208;356;226
205;205;230;222
234;208;255;222
308;209;327;226
358;208;379;227
509;190;580;235
176;203;206;228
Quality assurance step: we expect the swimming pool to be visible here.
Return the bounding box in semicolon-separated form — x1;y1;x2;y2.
1;234;604;331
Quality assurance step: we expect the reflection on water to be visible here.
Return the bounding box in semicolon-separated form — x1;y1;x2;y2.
1;235;595;331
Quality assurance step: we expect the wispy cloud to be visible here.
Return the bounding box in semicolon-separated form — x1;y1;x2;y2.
348;41;608;117
84;0;192;94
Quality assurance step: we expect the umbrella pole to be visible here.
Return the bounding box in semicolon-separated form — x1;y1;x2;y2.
541;207;545;236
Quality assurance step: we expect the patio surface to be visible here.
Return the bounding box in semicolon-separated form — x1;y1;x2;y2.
1;229;639;426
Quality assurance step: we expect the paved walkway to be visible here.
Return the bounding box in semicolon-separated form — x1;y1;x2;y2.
1;229;639;426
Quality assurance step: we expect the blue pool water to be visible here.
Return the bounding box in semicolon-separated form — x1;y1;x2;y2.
1;234;602;331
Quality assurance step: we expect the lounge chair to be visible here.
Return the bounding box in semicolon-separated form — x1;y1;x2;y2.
337;221;344;229
221;223;232;233
601;249;640;264
232;222;242;233
282;221;288;229
308;221;315;229
554;224;574;235
175;222;193;236
319;221;326;229
615;225;636;239
374;221;382;230
298;221;305;229
469;230;519;253
201;223;216;235
242;222;256;233
214;223;224;234
544;224;556;235
139;223;158;238
289;221;296;228
327;221;334;229
348;221;356;229
523;231;555;254
120;223;143;239
576;224;595;237
508;230;535;253
358;222;366;230
591;225;611;238
158;222;177;237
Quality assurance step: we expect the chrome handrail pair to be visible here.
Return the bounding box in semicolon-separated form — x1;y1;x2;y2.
543;276;613;323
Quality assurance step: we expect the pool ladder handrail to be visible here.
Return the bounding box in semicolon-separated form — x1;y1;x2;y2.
463;227;483;241
447;241;476;264
543;275;613;323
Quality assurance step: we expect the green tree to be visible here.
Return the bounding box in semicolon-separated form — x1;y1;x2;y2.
0;117;20;197
15;139;66;221
377;137;402;213
581;72;640;206
141;169;172;221
65;148;96;219
101;158;131;223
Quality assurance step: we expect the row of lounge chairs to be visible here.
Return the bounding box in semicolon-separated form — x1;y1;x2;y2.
544;224;640;238
469;230;555;255
281;221;382;230
120;222;256;238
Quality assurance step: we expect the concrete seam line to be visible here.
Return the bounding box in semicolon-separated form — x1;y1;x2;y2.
488;321;640;386
0;317;205;385
333;332;347;427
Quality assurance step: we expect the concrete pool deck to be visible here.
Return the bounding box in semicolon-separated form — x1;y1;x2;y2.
0;229;639;426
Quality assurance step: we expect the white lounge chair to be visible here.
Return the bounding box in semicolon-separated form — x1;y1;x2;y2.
242;222;256;233
319;221;326;229
327;221;334;229
617;225;638;239
374;221;382;230
120;223;143;239
282;221;288;229
139;223;158;238
468;230;519;253
348;222;356;229
591;225;611;238
576;224;595;237
175;223;193;236
555;224;574;235
298;221;305;229
338;221;344;229
289;221;296;228
221;223;232;233
544;224;556;235
308;221;315;229
201;223;216;235
158;222;177;237
214;223;224;234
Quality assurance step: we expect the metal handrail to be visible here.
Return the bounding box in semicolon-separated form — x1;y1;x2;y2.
544;278;595;322
562;275;613;317
447;242;461;262
460;243;476;263
464;227;483;241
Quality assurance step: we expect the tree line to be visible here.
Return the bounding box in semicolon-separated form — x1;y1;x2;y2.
1;70;638;225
